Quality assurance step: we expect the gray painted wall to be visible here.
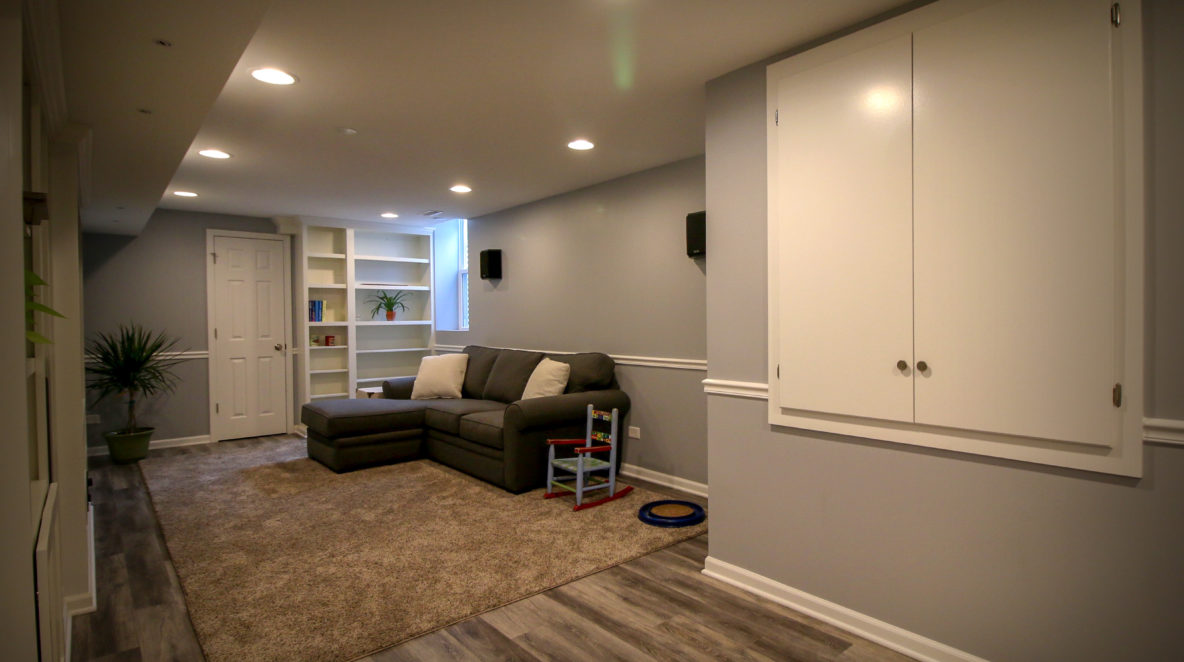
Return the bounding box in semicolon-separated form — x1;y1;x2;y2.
1147;0;1184;418
437;157;708;482
82;208;276;445
704;2;1184;661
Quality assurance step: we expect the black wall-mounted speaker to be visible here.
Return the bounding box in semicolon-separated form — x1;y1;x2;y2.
686;211;706;257
479;249;502;279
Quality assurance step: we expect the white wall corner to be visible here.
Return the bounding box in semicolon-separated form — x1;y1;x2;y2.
702;557;989;662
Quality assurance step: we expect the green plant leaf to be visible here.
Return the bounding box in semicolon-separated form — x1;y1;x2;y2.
27;330;52;344
25;269;48;287
27;300;67;318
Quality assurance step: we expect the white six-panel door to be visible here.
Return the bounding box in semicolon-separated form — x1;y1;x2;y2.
210;234;289;441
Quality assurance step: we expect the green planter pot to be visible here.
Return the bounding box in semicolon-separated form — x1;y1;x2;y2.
104;428;155;464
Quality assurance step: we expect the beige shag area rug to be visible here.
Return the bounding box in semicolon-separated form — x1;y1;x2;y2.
140;437;706;662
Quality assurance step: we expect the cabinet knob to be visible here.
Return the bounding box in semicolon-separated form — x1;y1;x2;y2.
916;360;928;372
897;360;908;371
274;343;283;351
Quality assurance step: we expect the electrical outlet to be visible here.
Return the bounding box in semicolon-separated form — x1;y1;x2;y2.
628;426;641;439
86;414;100;425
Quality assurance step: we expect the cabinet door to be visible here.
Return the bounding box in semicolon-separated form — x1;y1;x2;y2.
913;0;1121;446
773;35;914;422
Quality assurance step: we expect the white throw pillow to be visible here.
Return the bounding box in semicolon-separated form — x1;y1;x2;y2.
410;354;469;400
520;358;571;400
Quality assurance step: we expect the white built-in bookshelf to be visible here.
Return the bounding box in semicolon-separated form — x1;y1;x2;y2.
296;221;434;403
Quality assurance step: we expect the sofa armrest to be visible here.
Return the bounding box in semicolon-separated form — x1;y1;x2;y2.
505;390;631;431
382;377;416;399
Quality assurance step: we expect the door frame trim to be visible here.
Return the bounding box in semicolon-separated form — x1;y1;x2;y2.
205;230;294;442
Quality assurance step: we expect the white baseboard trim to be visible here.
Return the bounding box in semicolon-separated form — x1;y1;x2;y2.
1144;417;1184;447
702;557;988;662
64;591;95;616
620;463;708;498
87;434;213;457
702;378;770;400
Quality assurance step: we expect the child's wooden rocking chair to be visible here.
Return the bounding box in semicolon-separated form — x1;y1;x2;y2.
545;404;633;510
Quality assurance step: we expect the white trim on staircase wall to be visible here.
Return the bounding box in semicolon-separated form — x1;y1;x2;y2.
620;463;708;498
86;435;213;457
702;378;770;400
84;349;209;363
702;557;990;662
1144;418;1184;447
432;344;707;371
700;380;1183;451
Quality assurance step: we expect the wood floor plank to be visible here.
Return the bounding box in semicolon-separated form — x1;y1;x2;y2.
617;557;853;658
477;593;559;641
546;581;716;662
437;617;538;662
91;554;141;658
655;614;784;662
372;627;485;662
132;604;204;662
509;594;652;662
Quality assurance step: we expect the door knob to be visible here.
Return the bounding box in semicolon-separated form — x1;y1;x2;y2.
274;343;283;351
916;360;928;372
896;360;908;371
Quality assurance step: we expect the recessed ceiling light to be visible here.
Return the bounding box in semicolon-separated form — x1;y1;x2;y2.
450;184;472;193
251;68;297;85
339;127;359;136
568;139;595;150
198;149;231;159
380;212;399;219
173;191;198;197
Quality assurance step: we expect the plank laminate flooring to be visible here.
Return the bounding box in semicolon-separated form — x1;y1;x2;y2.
73;435;914;662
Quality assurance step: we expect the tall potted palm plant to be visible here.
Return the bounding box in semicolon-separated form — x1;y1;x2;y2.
86;324;187;463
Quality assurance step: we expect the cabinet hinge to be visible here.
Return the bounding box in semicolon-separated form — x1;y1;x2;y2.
211;251;217;264
775;109;779;126
215;403;220;414
1113;383;1122;407
777;364;780;378
213;328;218;339
1111;3;1121;27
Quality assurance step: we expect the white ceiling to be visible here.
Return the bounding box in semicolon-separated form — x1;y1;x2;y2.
66;0;912;234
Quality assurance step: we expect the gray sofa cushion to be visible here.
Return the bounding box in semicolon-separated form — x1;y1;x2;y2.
548;352;616;393
424;399;506;435
482;349;545;402
301;399;426;439
458;409;505;450
462;345;501;399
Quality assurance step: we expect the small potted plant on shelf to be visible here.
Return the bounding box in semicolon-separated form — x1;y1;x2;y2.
85;324;188;463
367;290;409;321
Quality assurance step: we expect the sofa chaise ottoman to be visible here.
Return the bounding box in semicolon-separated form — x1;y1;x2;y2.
300;346;631;493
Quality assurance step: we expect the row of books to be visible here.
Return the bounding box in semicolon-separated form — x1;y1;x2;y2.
308;300;324;322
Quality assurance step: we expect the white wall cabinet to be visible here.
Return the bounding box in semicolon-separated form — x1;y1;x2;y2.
767;0;1144;475
295;220;434;404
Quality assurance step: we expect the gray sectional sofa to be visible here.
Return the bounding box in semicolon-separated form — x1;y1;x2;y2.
299;346;631;493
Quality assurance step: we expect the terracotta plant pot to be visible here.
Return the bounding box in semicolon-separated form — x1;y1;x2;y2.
104;427;155;464
385;310;396;321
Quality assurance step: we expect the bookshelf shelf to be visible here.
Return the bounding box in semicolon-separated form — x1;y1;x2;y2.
298;221;435;406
